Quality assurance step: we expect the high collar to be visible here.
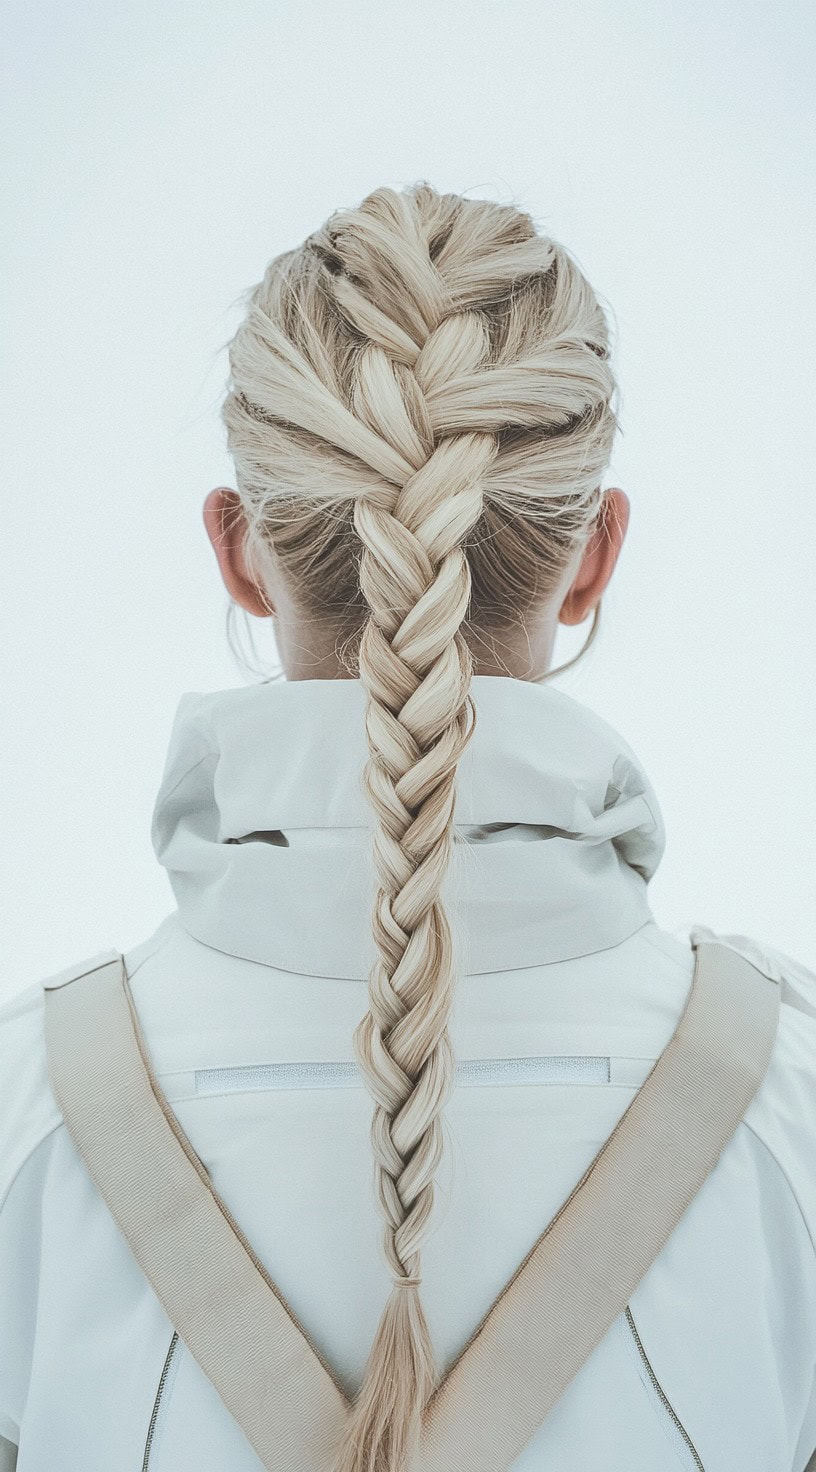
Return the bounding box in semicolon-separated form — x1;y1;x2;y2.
150;676;665;980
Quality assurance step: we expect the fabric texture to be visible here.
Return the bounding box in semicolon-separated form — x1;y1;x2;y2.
41;940;780;1472
1;675;815;1470
150;675;665;978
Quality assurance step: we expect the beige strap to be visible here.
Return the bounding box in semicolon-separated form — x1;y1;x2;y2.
43;952;350;1472
415;937;779;1471
42;938;779;1472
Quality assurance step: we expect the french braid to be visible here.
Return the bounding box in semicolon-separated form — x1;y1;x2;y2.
221;182;618;1472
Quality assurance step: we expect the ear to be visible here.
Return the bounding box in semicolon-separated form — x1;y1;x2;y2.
559;488;630;627
202;488;274;618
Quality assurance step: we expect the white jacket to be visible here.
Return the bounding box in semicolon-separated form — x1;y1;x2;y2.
1;675;815;1472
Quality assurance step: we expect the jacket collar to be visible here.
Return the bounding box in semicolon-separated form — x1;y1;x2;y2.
150;676;665;980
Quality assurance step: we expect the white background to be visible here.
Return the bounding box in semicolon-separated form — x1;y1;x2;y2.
2;0;814;999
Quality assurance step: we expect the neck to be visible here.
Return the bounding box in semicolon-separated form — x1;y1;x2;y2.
271;608;561;682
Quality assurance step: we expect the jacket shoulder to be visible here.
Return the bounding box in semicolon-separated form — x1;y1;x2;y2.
0;920;183;1210
0;979;62;1211
689;923;816;1019
693;926;816;1254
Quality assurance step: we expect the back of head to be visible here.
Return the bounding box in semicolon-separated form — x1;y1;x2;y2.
221;181;618;1472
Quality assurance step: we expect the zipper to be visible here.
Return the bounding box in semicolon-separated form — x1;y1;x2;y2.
194;1054;611;1095
625;1307;705;1470
142;1331;180;1470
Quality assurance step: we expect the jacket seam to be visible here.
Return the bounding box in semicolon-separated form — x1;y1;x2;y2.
634;923;696;975
170;910;660;982
156;751;218;805
739;1118;816;1262
0;1120;64;1216
125;929;171;982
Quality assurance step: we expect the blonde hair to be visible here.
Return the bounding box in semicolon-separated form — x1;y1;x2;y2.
221;182;618;1472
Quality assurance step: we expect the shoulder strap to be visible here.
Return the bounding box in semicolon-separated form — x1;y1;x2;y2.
42;936;780;1472
415;936;779;1471
42;950;350;1471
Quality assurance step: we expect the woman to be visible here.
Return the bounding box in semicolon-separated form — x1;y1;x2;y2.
1;182;815;1472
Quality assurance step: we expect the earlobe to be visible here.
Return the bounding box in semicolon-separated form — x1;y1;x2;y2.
558;592;594;627
558;583;598;627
